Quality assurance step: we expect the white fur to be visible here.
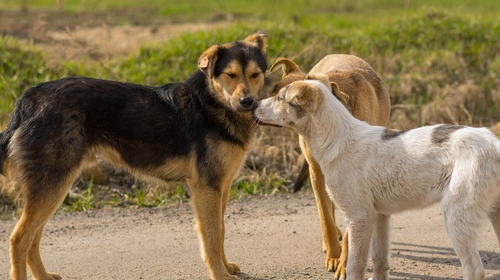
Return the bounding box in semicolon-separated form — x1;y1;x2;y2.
255;80;500;280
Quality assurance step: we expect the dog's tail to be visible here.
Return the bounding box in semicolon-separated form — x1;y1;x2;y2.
0;116;23;204
0;129;11;200
0;117;18;177
0;130;8;176
292;161;310;193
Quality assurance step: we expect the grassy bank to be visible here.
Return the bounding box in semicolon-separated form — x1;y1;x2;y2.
0;3;499;214
2;11;498;126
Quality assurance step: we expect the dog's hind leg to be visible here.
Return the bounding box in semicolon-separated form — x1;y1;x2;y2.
370;214;391;280
10;164;82;280
9;131;86;280
10;180;73;280
442;202;486;280
26;227;62;280
488;201;500;244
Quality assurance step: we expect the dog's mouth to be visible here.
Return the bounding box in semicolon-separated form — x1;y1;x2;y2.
251;113;282;128
235;105;256;112
231;98;258;113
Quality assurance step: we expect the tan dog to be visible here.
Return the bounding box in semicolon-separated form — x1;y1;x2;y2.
269;55;390;277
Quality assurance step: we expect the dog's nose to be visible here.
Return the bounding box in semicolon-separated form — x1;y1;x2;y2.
239;96;255;109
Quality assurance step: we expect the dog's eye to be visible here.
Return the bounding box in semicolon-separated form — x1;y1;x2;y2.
250;72;260;79
226;73;237;79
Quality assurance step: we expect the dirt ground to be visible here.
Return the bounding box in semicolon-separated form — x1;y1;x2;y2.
0;9;227;62
0;193;499;280
1;9;499;280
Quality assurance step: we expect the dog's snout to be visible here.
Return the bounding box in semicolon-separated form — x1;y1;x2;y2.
239;96;255;109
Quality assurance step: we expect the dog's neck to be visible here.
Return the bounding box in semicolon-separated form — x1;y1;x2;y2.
304;87;366;166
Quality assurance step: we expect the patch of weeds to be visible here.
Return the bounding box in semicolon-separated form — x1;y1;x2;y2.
168;185;190;205
122;183;153;208
231;170;289;200
65;177;98;212
120;183;190;208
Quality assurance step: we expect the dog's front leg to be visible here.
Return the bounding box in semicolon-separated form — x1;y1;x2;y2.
189;182;240;280
346;214;375;280
370;214;391;280
220;183;240;275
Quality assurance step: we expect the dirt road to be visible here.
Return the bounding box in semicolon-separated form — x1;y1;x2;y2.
1;193;499;280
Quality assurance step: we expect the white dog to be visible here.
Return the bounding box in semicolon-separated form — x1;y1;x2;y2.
253;74;500;280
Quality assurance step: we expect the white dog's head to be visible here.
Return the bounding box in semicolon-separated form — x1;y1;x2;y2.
253;74;343;134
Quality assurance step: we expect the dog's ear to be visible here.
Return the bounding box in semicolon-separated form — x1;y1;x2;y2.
244;31;269;53
270;57;305;78
330;82;349;105
286;83;321;112
198;45;220;78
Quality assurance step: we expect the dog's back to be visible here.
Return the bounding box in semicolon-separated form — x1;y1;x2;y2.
309;54;390;126
309;54;375;73
353;124;500;214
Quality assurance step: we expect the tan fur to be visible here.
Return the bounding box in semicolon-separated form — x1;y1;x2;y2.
3;32;269;280
270;55;390;276
200;32;268;111
211;60;266;111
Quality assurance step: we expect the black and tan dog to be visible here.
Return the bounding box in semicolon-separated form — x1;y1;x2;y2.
0;32;269;280
268;55;390;279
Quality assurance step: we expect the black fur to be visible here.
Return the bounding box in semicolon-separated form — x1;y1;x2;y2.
213;41;267;78
381;128;408;140
0;71;255;192
2;33;271;280
431;124;465;145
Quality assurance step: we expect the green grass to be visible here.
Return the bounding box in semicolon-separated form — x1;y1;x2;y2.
3;0;499;20
0;1;499;213
0;37;93;124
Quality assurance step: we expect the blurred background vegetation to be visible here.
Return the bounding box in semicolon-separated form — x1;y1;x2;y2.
0;0;499;215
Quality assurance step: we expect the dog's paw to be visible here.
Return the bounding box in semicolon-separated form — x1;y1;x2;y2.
35;272;62;280
225;262;241;275
49;272;62;280
325;256;337;272
333;264;346;280
222;274;241;280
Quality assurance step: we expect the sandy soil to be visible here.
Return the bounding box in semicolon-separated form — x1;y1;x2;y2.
1;193;499;280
